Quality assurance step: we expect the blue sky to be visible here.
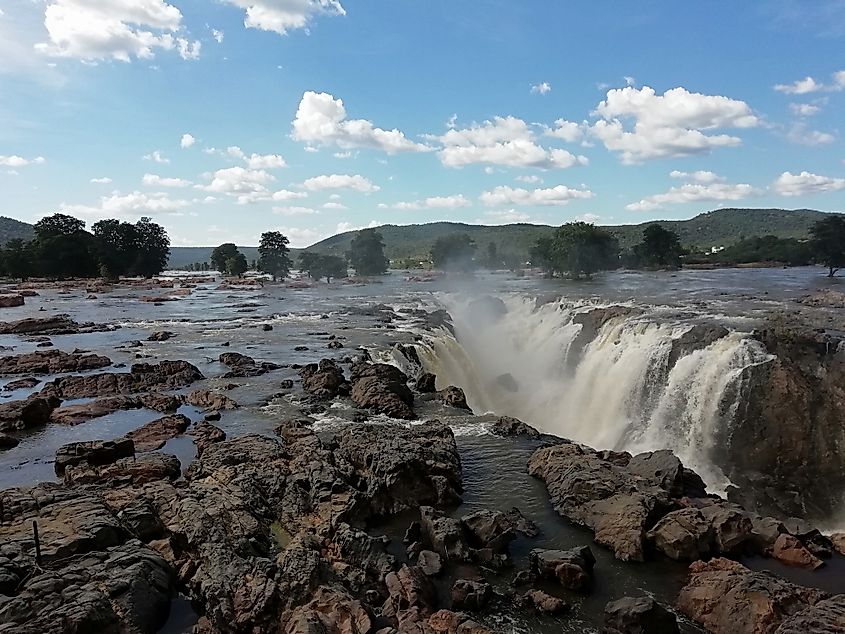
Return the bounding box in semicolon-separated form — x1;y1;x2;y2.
1;0;844;247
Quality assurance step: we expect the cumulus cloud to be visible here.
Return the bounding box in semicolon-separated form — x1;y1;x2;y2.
515;175;543;184
435;116;588;170
478;210;533;224
292;91;430;154
90;176;112;184
0;155;45;167
60;191;190;220
589;86;758;163
479;185;594;207
245;153;286;169
221;0;345;35
35;0;201;62
575;213;603;223
774;70;845;94
530;82;551;95
786;122;836;146
302;174;379;193
772;171;845;197
789;103;821;117
545;119;583;143
201;166;276;204
273;206;319;216
322;202;347;210
626;173;760;211
142;173;192;187
393;195;471;210
336;220;381;233
143;150;169;164
180;133;196;149
212;29;224;43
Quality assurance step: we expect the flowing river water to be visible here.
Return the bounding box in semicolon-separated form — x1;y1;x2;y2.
1;266;843;632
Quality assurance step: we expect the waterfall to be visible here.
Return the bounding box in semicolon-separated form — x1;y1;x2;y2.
416;294;774;492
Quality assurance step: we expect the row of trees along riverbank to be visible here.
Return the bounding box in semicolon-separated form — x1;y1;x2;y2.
0;214;170;280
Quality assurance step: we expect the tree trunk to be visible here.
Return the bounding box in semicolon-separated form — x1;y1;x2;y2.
829;266;838;278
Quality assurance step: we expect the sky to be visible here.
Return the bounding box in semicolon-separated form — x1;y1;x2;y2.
1;1;844;248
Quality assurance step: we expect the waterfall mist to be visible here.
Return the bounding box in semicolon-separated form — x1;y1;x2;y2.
416;294;774;492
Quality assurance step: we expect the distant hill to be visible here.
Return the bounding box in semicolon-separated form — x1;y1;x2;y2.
0;217;35;245
167;246;261;269
305;208;838;261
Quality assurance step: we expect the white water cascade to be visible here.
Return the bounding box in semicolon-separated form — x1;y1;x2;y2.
416;295;774;492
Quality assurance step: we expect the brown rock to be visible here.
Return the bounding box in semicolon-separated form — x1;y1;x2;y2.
64;452;182;485
438;386;470;411
530;546;595;591
0;394;61;432
188;421;227;455
522;590;569;615
831;533;845;556
603;596;679;633
54;438;136;475
451;579;493;611
770;533;824;570
300;359;349;398
0;294;24;307
126;414;191;452
185;389;238;411
489;416;539;437
0;432;20;450
40;360;204;399
775;595;845;633
0;349;111;375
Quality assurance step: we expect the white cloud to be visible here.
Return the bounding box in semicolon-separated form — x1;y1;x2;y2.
774;70;845;94
90;176;112;184
0;155;45;167
575;213;603;223
322;202;347;210
393;195;471;210
436;116;588;170
772;171;845;197
590;86;758;163
530;81;551;95
336;220;380;233
669;170;724;184
302;174;379;193
143;150;170;164
143;173;192;187
271;226;328;248
789;103;821;117
60;190;190;220
212;29;224;43
480;185;594;207
273;206;319;216
333;151;353;159
246;153;286;169
545;119;583;143
626;178;761;212
292;91;430;154
786;122;836;146
221;0;345;35
180;133;196;149
515;175;542;184
478;210;533;224
35;0;201;62
201;166;276;204
270;189;308;201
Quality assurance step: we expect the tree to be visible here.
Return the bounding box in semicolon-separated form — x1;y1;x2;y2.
810;215;845;277
33;213;98;279
633;224;683;269
299;253;347;282
532;222;618;279
529;236;555;277
211;243;239;273
258;231;292;281
1;239;34;280
485;241;500;269
225;252;248;277
132;217;170;277
92;219;138;278
431;234;477;271
348;228;389;276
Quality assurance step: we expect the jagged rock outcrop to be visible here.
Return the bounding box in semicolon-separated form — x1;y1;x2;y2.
0;314;115;336
0;394;61;432
219;352;281;377
126;414;191;452
0;349;112;375
603;596;679;634
185;389;238;411
300;359;350;398
49;393;181;426
530;546;595;591
350;362;415;419
439;386;470;411
39;360;204;399
55;438;135;475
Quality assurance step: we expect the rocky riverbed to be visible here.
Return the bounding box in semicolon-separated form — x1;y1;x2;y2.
0;270;844;633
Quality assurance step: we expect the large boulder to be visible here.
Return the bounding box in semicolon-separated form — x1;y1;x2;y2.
40;360;204;399
603;596;679;634
0;315;112;336
0;294;24;308
219;352;280;378
530;546;595;591
677;558;827;633
50;394;180;426
0;394;61;432
775;595;845;633
350;362;415;419
55;438;136;475
0;349;111;375
64;452;182;485
439;385;470;411
299;359;350;398
126;414;191;452
185;389;238;411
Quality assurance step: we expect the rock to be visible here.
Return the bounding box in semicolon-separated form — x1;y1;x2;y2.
504;507;540;537
420;506;471;562
416;372;437;393
283;586;373;634
49;394;181;426
330;523;397;581
384;565;437;617
219;351;281;377
0;315;112;336
327;340;343;349
647;507;712;561
0;394;61;432
147;331;176;341
350;362;415;419
489;416;539;437
300;359;350;398
522;590;569;615
528;442;673;561
530;546;595;591
126;414;191;452
0;349;112;376
627;450;685;497
188;421;226;455
460;509;515;552
279;379;294;389
494;373;519;392
603;596;679;633
55;438;136;475
0;294;24;307
3;377;40;391
40;360;204;399
451;579;493;611
64;452;182;485
775;595;845;633
0;432;20;449
467;296;507;326
831;533;845;556
677;558;827;633
438;386;470;411
417;550;443;576
185;389;238;411
427;610;492;634
262;324;273;331
770;533;824;570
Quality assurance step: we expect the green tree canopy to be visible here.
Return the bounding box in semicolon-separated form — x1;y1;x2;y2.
225;252;249;277
211;243;239;273
531;222;619;279
1;239;34;280
431;234;477;271
33;213;98;278
810;215;845;277
133;217;170;277
633;224;683;269
299;252;348;282
258;231;292;281
348;228;389;276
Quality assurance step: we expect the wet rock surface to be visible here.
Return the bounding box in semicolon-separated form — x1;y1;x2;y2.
350;362;416;419
38;360;204;399
0;349;112;375
603;596;679;634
